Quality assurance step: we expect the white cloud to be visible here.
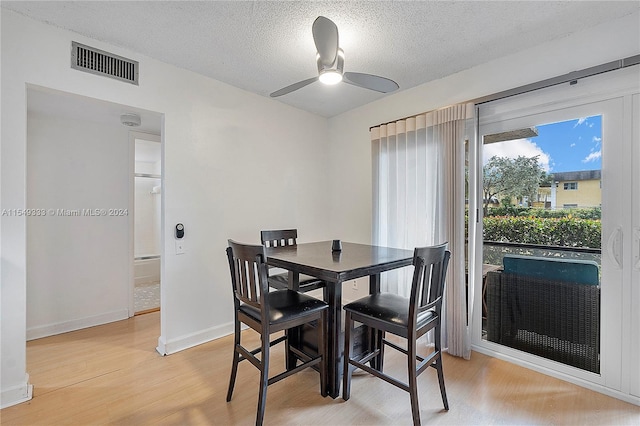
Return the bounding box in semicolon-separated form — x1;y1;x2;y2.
593;136;602;142
574;117;587;128
483;138;551;171
570;143;576;147
583;150;602;163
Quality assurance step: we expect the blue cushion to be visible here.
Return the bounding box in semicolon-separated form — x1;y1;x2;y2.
502;254;599;286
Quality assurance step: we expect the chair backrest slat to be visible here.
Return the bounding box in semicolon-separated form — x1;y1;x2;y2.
227;240;269;310
410;243;450;321
261;229;298;248
240;257;251;301
418;261;435;307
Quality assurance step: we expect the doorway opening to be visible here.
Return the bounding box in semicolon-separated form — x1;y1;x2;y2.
26;85;163;340
133;133;162;315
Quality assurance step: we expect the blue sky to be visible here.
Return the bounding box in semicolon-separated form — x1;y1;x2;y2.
484;115;602;173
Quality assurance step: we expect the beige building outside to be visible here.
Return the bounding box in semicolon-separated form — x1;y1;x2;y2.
549;170;601;209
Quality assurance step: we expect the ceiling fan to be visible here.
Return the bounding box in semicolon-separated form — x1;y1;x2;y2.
270;16;399;98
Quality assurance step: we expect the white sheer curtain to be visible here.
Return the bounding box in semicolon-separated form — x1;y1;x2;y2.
371;103;474;359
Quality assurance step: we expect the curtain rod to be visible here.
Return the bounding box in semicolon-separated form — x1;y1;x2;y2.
370;54;639;131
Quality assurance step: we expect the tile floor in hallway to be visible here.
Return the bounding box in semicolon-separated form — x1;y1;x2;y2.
134;281;160;312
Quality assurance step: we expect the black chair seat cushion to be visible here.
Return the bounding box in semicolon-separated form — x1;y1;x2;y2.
240;290;327;325
268;272;323;289
344;293;436;332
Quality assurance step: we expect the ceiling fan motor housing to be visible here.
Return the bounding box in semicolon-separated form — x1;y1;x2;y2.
317;48;344;76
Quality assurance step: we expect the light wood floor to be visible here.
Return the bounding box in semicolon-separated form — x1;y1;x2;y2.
2;312;639;425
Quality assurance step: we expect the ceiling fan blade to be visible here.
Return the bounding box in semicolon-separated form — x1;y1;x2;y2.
270;77;318;97
343;72;399;93
312;16;339;66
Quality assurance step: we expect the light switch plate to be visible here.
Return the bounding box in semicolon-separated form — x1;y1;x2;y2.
175;240;185;255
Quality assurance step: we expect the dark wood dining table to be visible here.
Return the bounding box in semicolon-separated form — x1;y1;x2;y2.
266;241;414;398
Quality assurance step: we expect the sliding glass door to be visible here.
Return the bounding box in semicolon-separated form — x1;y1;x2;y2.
470;66;638;392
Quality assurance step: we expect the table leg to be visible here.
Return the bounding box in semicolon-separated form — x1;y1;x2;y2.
369;274;381;294
287;270;300;291
369;274;384;371
286;271;301;370
325;280;342;398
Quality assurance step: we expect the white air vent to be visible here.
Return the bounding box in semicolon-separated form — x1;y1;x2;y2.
71;41;138;85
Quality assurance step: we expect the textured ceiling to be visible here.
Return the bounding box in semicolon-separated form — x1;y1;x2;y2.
3;1;639;117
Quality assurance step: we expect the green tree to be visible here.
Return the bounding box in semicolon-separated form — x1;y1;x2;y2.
483;155;544;214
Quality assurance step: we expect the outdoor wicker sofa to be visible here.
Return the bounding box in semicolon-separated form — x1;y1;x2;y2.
485;255;600;373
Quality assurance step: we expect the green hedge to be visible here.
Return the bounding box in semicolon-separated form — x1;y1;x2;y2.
487;206;601;220
483;215;601;249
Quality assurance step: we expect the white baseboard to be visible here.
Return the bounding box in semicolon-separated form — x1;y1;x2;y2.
1;374;33;409
156;321;234;355
26;309;129;341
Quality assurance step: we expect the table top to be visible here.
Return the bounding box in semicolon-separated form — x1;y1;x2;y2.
266;241;414;283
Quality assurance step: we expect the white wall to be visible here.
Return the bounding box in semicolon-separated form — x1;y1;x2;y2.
1;10;330;408
26;112;130;340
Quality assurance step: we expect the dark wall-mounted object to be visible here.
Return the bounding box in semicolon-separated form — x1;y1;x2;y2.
175;223;184;239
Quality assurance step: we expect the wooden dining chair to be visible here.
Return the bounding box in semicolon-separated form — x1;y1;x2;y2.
342;243;451;426
260;229;325;293
226;240;328;426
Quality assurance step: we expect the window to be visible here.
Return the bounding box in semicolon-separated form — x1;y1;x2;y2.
564;182;578;190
